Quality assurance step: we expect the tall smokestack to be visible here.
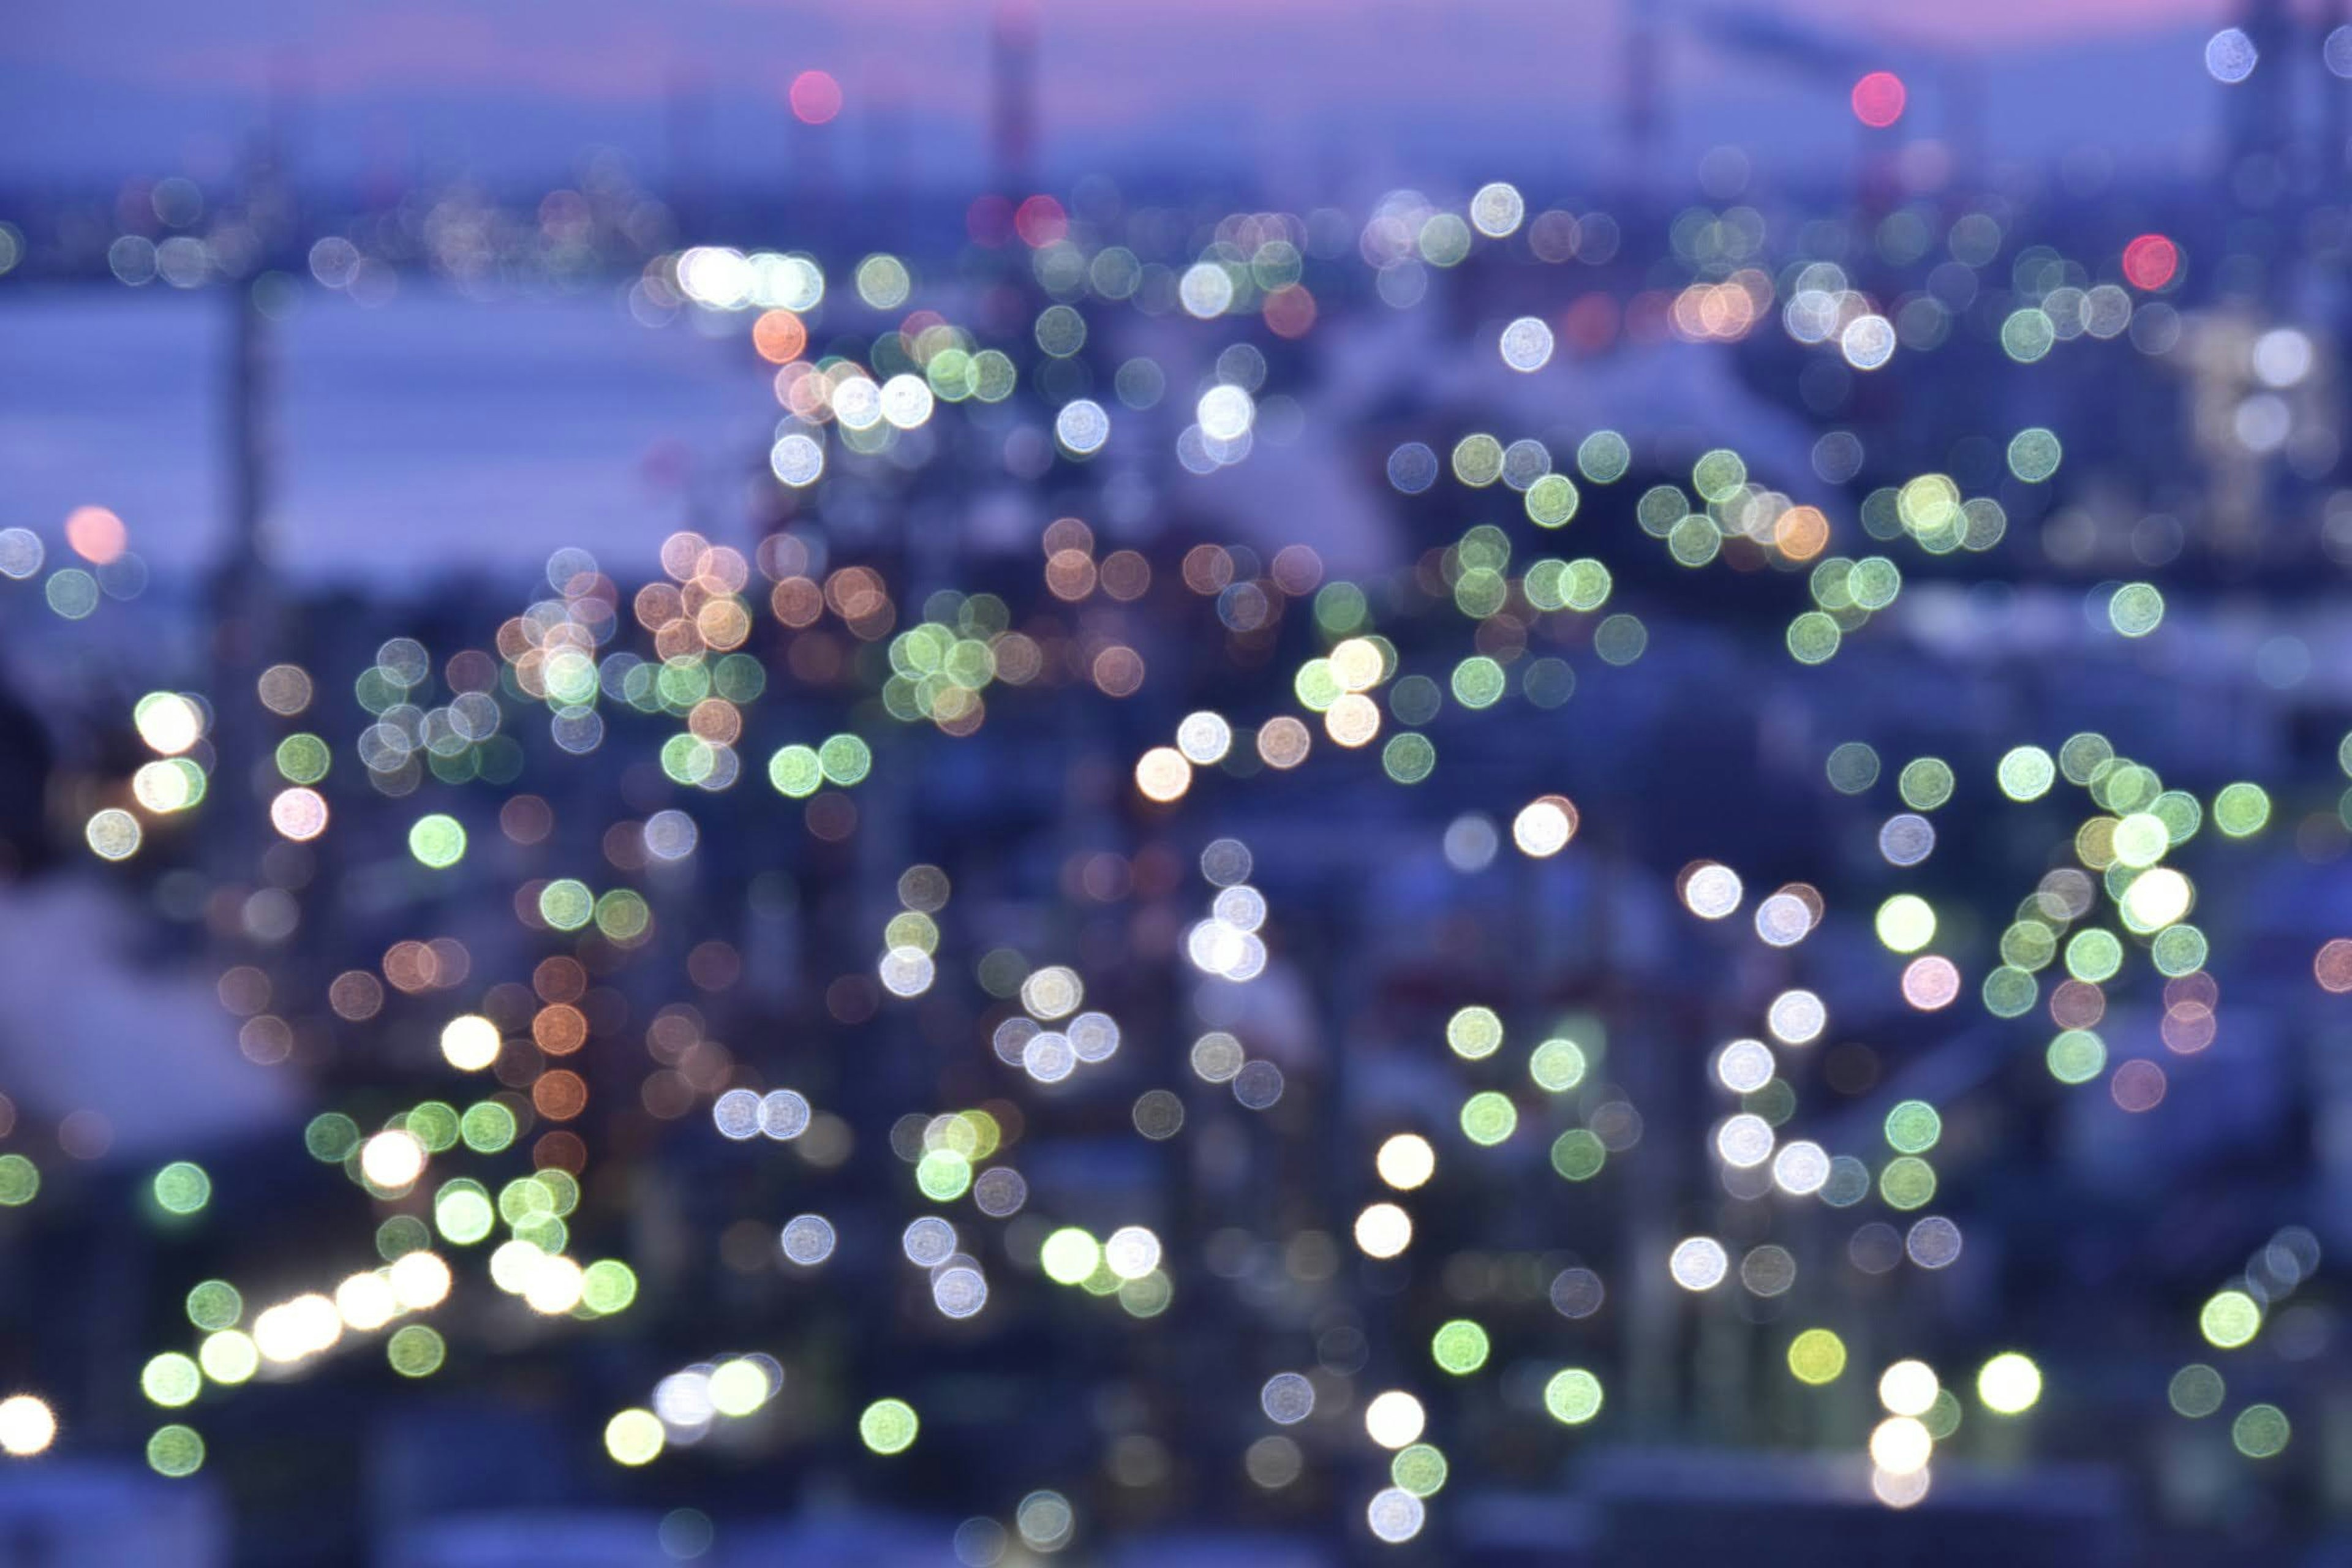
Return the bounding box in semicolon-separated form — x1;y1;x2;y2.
1622;5;1660;179
992;0;1038;195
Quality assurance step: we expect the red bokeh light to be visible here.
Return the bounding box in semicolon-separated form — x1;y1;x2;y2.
1851;70;1907;129
789;70;842;125
1264;284;1316;339
1014;194;1068;247
2122;233;2179;291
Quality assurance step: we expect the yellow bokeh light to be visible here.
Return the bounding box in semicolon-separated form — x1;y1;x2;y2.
605;1408;665;1466
0;1395;56;1457
1375;1134;1434;1191
1976;1352;2042;1414
1363;1390;1426;1449
360;1130;426;1191
1878;1360;1939;1417
440;1016;501;1071
1354;1202;1413;1258
1869;1415;1932;1474
1135;747;1192;803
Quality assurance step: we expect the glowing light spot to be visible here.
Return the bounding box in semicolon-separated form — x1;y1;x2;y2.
65;506;127;565
360;1130;426;1191
146;1425;204;1478
1683;862;1743;919
2205;28;2258;84
1431;1319;1490;1374
1544;1368;1604;1423
1512;796;1577;858
133;692;202;755
605;1408;666;1466
2201;1289;2261;1349
407;815;466;869
2122;233;2179;291
1499;316;1554;372
2233;1404;2290;1457
1851;70;1907;127
1875;894;1936;954
860;1398;919;1454
86;810;141;861
0;1396;55;1457
1669;1236;1728;1291
140;1354;200;1409
440;1015;500;1071
1041;1227;1102;1284
1364;1390;1425;1449
1133;752;1194;809
1787;1329;1847;1385
1975;1352;2042;1414
1376;1133;1434;1191
1870;1415;1931;1474
1879;1360;1939;1416
1367;1487;1426;1544
1355;1202;1413;1259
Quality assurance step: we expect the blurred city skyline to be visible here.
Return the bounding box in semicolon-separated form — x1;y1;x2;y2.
2;0;2251;190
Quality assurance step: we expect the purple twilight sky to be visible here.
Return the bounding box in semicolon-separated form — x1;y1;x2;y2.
0;0;2258;190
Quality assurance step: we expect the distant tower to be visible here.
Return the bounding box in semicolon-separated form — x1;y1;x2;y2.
992;0;1038;195
206;133;283;886
217;129;281;614
1621;2;1662;188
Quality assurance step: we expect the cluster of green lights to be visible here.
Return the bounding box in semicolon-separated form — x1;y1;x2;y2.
883;594;1011;726
625;651;765;717
909;1108;1000;1202
1524;557;1613;617
537;877;651;941
767;734;873;798
1173;239;1307;320
907;334;1018;406
1037;1227;1173;1317
1858;475;2007;556
1830;726;2244;1037
356;639;526;790
1793;555;1904;666
916;1148;972;1201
